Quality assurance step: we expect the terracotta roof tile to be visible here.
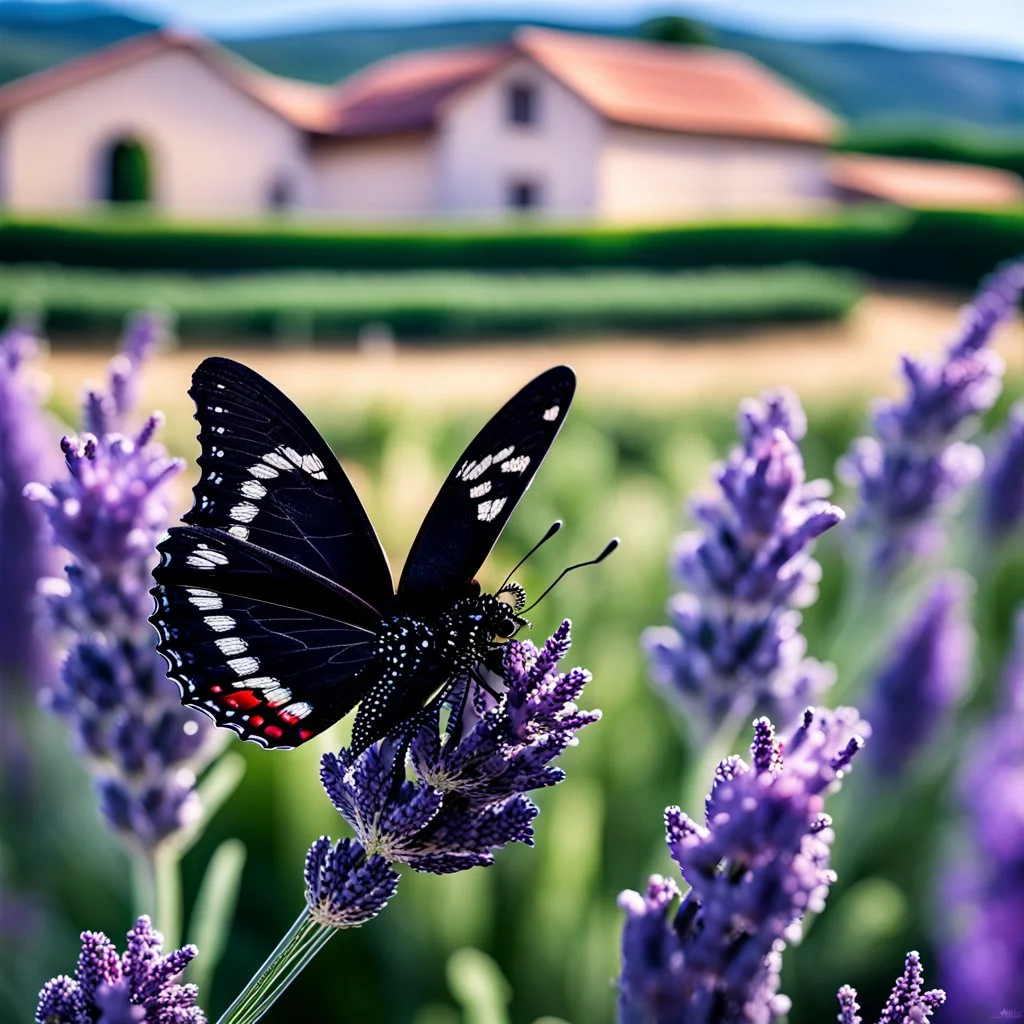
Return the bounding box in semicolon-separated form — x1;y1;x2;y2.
515;28;839;144
0;28;336;131
330;45;508;135
828;154;1024;208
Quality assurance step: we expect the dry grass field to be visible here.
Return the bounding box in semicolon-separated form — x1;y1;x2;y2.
42;287;1024;430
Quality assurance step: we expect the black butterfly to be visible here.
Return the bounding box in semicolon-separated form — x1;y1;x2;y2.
150;358;575;752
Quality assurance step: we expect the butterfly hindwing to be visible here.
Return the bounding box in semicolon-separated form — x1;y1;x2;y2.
184;357;393;611
398;365;575;613
152;526;378;748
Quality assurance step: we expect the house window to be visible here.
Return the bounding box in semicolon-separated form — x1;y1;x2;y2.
507;82;537;126
102;137;151;203
507;179;541;211
268;175;294;210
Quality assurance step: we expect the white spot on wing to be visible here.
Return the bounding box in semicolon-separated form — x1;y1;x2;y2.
187;547;229;570
187;588;222;611
240;480;267;500
263;452;294;471
249;463;279;480
463;455;492;481
469;481;492;498
265;686;292;706
230;502;259;524
228;525;249;540
215;637;248;656
205;615;236;632
283;701;312;720
501;455;531;473
543;405;559;421
477;497;507;522
493;445;515;462
227;656;259;677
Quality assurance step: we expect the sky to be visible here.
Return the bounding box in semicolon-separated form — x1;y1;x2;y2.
28;0;1024;59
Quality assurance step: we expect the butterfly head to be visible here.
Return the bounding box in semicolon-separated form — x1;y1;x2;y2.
487;582;529;642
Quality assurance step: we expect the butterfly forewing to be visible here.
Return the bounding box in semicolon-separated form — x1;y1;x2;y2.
398;365;575;613
152;526;377;747
184;357;393;611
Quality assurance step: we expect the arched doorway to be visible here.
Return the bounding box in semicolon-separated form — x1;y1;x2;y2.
102;137;152;204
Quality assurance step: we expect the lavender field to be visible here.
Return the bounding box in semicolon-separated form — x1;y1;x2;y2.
4;267;1024;1024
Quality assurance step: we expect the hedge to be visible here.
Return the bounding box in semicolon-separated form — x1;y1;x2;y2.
0;208;1020;287
0;264;862;340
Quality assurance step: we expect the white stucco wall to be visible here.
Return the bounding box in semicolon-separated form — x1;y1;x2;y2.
309;133;435;218
0;47;310;217
598;125;832;221
436;57;602;218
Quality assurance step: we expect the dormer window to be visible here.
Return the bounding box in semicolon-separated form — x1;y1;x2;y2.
507;82;537;126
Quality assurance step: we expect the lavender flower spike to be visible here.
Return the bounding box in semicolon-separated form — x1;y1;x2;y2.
864;573;974;777
35;914;205;1024
838;952;945;1024
980;399;1024;541
320;619;599;876
304;836;400;928
25;318;221;849
644;389;844;733
839;260;1024;578
0;319;61;690
617;707;867;1024
940;610;1024;1018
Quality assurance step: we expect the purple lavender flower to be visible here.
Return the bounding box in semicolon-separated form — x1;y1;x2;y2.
35;914;205;1024
617;707;867;1024
25;315;221;848
980;399;1024;541
304;836;400;928
320;620;598;880
940;611;1024;1018
644;389;844;733
837;952;945;1024
864;573;974;777
839;260;1024;578
0;320;61;690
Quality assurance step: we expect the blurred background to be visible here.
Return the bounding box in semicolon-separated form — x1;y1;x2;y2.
1;0;1023;1021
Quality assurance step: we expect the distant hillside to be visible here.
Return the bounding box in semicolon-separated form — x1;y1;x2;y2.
0;0;157;82
2;0;1024;132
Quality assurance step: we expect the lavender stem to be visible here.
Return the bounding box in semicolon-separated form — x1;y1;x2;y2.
214;909;336;1024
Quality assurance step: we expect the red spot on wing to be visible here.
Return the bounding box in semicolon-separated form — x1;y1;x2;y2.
299;729;313;741
264;725;283;740
225;690;259;710
249;715;264;727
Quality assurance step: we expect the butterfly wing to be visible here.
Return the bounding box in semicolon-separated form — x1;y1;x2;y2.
152;526;379;748
184;357;393;611
398;365;575;614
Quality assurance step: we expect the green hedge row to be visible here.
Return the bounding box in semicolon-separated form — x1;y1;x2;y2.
1;207;1021;287
0;264;862;340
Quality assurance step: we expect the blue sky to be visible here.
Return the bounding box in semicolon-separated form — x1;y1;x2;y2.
35;0;1024;59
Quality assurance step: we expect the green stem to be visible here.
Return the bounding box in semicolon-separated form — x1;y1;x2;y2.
153;843;182;952
215;908;337;1024
130;845;156;924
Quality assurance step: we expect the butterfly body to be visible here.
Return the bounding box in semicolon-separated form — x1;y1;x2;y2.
151;358;573;751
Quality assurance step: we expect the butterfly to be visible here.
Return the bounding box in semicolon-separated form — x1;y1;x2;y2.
150;357;575;752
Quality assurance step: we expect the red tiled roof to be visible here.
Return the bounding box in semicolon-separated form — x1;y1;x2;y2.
0;26;838;144
514;28;838;144
327;27;838;143
331;45;509;136
0;29;336;131
828;154;1024;208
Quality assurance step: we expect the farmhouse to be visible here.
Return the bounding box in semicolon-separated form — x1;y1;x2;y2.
0;26;1019;221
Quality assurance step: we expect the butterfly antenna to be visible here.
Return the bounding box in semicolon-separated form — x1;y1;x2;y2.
521;537;619;614
501;520;563;589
